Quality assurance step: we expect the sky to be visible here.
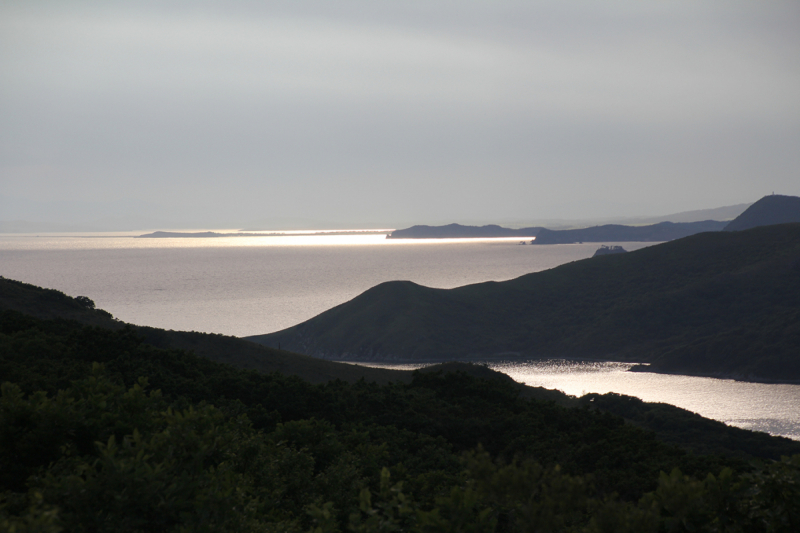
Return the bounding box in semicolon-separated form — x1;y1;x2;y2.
1;0;799;230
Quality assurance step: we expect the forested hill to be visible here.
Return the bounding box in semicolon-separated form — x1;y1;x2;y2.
2;305;800;530
0;276;406;384
724;194;800;231
250;223;800;382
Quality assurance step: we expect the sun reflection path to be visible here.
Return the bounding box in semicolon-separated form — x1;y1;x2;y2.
349;359;800;441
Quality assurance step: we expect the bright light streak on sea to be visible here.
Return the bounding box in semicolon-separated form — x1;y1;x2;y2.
355;360;800;441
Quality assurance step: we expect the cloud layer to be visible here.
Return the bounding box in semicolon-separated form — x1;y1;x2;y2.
2;1;799;228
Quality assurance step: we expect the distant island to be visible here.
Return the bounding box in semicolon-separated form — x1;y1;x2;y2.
386;223;542;239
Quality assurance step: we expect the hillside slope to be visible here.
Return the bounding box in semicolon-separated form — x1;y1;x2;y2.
5;309;800;532
5;288;791;463
724;194;800;231
250;223;800;382
0;276;407;384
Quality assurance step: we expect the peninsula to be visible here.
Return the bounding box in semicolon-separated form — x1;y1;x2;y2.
250;218;800;383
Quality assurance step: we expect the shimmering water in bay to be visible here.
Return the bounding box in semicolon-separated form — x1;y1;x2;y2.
358;360;800;441
2;232;798;440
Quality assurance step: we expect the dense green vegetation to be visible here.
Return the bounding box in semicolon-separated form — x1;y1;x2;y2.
254;223;800;382
2;309;800;531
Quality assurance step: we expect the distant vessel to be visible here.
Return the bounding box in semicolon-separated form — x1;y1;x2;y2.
593;245;627;257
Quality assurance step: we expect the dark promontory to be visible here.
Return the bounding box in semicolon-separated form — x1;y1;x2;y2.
724;194;800;231
249;223;800;383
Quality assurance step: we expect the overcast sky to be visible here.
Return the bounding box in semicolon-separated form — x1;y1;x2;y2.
2;0;799;229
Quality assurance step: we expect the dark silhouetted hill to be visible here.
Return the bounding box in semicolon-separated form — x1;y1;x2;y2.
0;276;408;384
250;224;800;382
4;297;800;530
387;223;542;239
532;220;726;244
724;194;800;231
0;276;119;327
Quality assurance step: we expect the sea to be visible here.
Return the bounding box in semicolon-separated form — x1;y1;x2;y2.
1;230;799;440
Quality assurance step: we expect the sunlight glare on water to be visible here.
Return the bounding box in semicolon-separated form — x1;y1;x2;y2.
0;231;542;250
0;232;647;336
494;360;800;440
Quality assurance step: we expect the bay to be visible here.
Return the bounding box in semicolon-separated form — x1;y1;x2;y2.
357;360;800;441
2;231;798;441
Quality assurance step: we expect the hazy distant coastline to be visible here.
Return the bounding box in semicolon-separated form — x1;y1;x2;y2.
387;220;728;243
384;204;753;242
2;202;753;234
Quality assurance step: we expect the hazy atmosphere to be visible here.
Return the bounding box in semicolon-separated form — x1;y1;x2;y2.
3;3;800;528
2;0;799;230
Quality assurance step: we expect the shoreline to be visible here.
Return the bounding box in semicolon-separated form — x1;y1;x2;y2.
328;355;800;386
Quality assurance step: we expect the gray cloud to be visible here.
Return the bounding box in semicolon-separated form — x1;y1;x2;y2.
2;0;799;228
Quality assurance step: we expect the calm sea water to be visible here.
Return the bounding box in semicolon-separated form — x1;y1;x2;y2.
0;232;654;336
359;360;800;441
2;232;799;440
